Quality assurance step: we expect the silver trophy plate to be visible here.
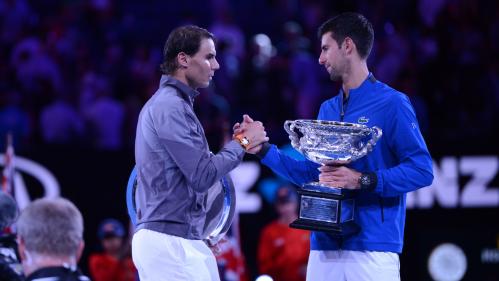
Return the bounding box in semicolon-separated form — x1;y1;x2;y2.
202;175;236;245
126;166;235;245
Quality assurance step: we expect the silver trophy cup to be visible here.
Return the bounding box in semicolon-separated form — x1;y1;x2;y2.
284;119;382;236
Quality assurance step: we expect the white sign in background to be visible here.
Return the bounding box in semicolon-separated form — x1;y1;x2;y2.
407;156;499;208
1;155;498;210
0;154;60;210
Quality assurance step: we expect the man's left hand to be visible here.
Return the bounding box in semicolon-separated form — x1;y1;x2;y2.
207;237;228;256
318;165;362;189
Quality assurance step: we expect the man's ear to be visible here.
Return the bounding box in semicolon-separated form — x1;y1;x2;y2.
343;37;355;56
177;52;189;68
76;240;85;262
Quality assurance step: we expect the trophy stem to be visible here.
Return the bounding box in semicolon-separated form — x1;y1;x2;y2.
302;181;357;199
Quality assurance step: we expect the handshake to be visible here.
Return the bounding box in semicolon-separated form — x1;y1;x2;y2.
232;114;269;154
232;114;301;154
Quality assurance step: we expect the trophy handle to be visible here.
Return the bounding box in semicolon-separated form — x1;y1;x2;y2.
284;120;301;150
360;126;383;156
284;120;294;135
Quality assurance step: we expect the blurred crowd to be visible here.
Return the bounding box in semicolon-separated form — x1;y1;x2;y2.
1;0;498;154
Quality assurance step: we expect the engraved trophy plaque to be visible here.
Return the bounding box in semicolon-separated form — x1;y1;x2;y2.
284;119;382;236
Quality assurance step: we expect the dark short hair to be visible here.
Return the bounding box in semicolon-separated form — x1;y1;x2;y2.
318;12;374;59
160;25;215;75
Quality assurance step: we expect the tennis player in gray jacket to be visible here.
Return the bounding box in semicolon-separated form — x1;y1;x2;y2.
132;25;268;281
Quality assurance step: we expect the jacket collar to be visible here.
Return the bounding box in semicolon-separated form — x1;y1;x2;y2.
160;75;200;106
350;72;376;94
339;72;376;102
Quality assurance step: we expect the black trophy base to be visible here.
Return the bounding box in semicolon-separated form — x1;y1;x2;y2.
292;182;360;237
290;219;360;237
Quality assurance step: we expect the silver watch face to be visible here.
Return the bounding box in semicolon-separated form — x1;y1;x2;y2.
240;137;249;146
360;174;371;186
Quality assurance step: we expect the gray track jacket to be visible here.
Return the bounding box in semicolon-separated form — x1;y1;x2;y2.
134;75;244;239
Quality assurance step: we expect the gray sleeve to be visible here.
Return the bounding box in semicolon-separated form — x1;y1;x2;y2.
154;104;245;192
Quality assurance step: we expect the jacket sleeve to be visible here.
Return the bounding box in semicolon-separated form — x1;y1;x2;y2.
261;145;319;186
152;104;245;192
259;102;333;186
373;94;434;197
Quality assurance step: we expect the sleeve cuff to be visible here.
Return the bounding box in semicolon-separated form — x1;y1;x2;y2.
255;142;271;159
373;171;384;194
226;140;246;156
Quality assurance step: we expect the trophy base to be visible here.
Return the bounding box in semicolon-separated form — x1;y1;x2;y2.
290;219;360;237
291;181;360;237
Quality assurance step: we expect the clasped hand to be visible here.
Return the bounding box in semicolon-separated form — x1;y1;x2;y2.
318;165;362;189
232;114;268;154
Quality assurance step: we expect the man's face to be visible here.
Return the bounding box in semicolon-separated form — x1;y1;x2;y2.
318;32;347;82
276;201;298;217
102;236;123;254
185;38;220;89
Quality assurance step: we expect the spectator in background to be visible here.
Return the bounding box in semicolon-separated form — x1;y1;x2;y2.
16;197;90;281
210;8;245;61
0;0;34;45
0;88;31;151
80;73;125;150
10;37;63;95
282;21;323;119
257;185;309;281
0;0;495;156
215;226;249;281
0;192;22;281
89;218;136;281
40;91;85;145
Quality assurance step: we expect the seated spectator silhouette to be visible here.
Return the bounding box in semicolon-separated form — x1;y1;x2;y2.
16;197;90;281
0;192;22;280
89;218;136;281
257;185;310;281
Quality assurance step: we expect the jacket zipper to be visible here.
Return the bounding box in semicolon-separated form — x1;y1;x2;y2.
379;197;385;222
340;93;349;122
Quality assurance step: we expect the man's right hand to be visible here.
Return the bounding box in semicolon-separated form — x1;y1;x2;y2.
233;115;268;154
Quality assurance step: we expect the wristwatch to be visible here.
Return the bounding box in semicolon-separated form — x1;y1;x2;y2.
358;172;377;191
235;134;250;149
